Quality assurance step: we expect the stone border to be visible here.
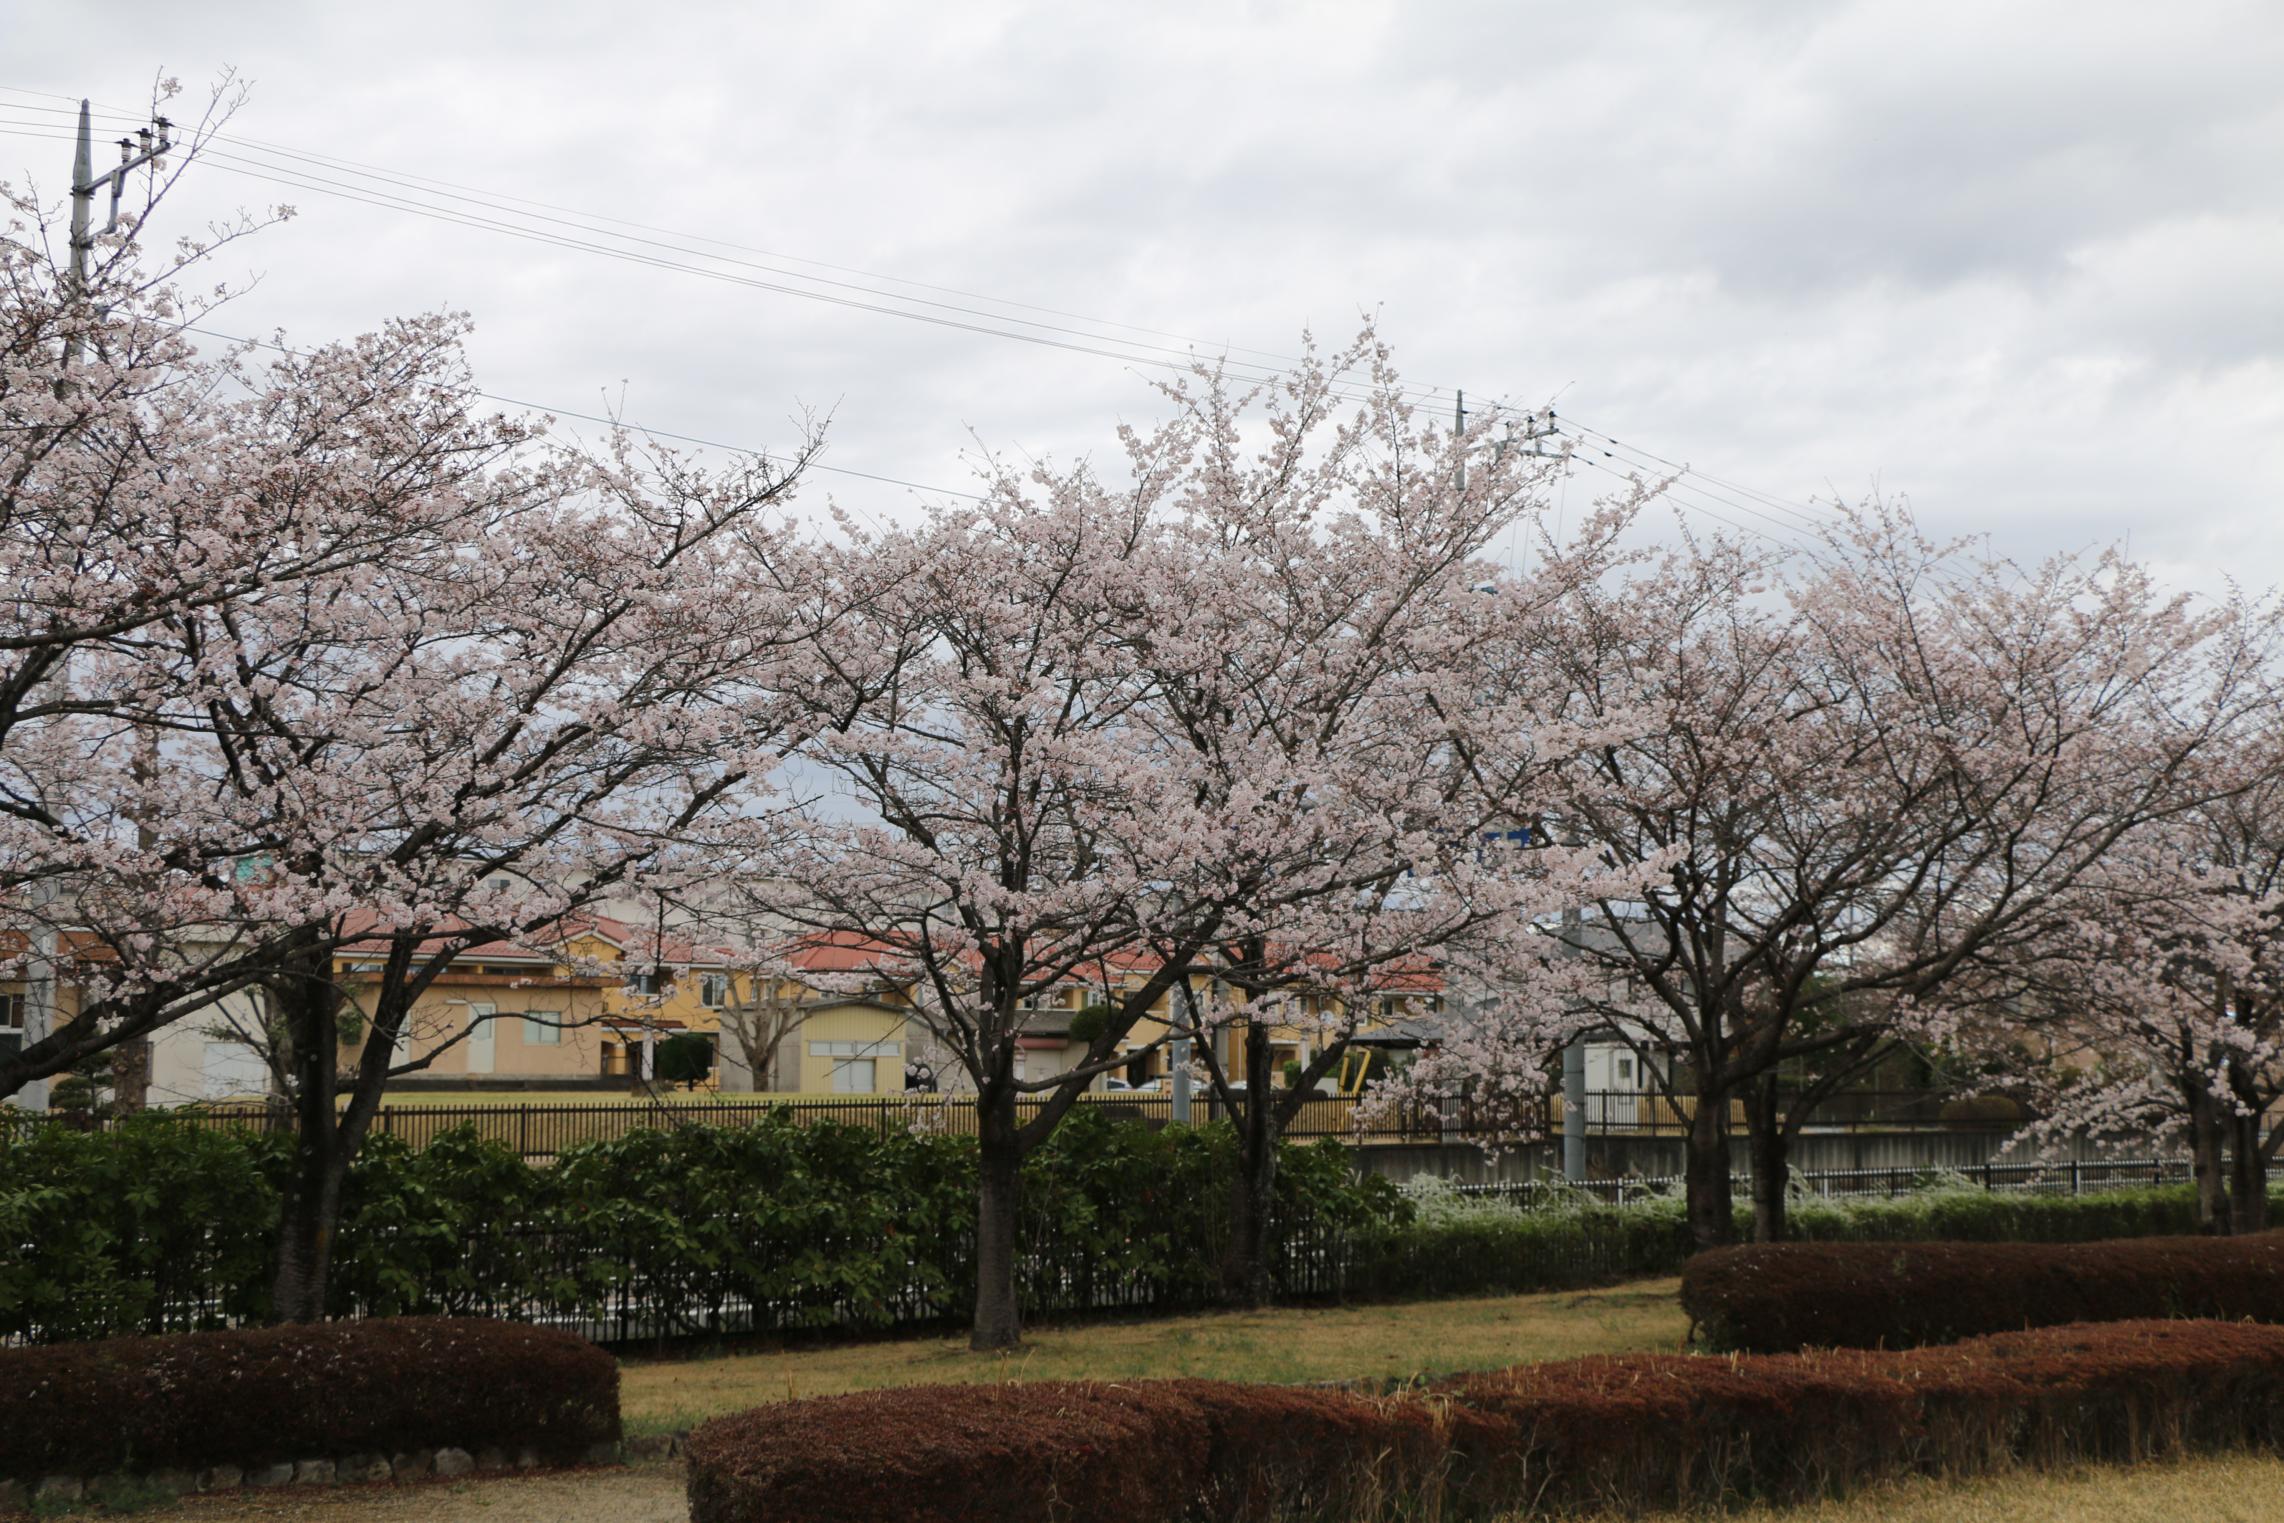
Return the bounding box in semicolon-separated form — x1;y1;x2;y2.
0;1440;627;1513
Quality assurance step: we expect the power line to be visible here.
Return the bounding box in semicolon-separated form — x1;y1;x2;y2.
1557;418;1841;526
1546;423;1833;539
0;85;1468;414
183;324;976;521
0;89;1324;373
1;92;1851;545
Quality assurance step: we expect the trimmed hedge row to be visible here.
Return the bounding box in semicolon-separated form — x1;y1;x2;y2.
0;1317;618;1482
0;1109;1392;1342
684;1320;2284;1522
1;1110;2259;1347
1681;1229;2284;1352
1337;1183;2229;1305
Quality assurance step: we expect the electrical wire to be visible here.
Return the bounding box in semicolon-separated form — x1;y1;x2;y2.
0;90;1323;373
183;324;974;522
0;86;1463;413
1;91;1856;548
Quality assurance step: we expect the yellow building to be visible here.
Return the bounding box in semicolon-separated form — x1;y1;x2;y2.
1012;951;1445;1094
326;917;916;1096
709;931;916;1095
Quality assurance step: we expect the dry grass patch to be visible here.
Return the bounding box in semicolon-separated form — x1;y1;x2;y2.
1624;1451;2284;1522
620;1278;1684;1434
135;1450;2284;1522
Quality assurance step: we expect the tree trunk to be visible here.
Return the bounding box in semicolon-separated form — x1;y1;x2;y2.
109;1036;150;1115
2229;1109;2270;1235
970;1084;1024;1351
1221;1023;1279;1307
271;955;347;1322
272;1128;346;1323
1744;1080;1789;1243
1684;1079;1736;1251
2187;1080;2231;1234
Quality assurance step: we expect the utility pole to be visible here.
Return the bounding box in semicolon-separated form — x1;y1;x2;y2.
14;101;174;1114
1453;390;1466;493
1560;897;1588;1182
61;98;172;375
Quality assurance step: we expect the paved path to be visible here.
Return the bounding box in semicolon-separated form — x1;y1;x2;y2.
161;1463;688;1522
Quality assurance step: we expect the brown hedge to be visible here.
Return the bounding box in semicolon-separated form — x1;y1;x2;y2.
1442;1319;2284;1513
1680;1229;2284;1353
0;1316;619;1482
685;1321;2284;1523
682;1379;1449;1523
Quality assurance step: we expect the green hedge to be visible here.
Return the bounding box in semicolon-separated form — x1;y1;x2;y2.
1336;1183;2244;1302
0;1120;277;1341
0;1108;1396;1343
0;1111;2249;1346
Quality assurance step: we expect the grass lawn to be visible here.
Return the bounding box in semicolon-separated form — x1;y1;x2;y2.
618;1278;1689;1434
84;1284;2284;1521
151;1452;2284;1521
1635;1453;2284;1522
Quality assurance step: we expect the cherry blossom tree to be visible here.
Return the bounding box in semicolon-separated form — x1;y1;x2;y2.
166;414;823;1319
770;334;1655;1339
0;135;569;1103
1982;728;2284;1233
765;472;1227;1351
1415;510;2281;1248
1114;338;1645;1303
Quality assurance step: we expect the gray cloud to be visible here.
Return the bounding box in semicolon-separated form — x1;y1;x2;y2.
6;0;2280;590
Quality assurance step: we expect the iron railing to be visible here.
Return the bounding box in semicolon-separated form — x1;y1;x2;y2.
1451;1156;2188;1210
17;1086;2039;1159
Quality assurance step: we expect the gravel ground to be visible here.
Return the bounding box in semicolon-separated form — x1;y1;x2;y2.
154;1463;688;1522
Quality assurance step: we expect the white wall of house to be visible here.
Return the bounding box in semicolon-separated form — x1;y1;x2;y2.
1585;1041;1660;1093
146;987;273;1106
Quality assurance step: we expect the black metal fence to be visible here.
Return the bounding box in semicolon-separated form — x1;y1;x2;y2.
38;1086;2038;1160
220;1157;2200;1347
1559;1088;2034;1136
1452;1157;2189;1210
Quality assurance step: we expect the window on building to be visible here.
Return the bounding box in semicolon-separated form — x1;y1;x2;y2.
628;971;663;996
832;1058;876;1093
699;974;728;1009
0;991;21;1062
524;1012;562;1045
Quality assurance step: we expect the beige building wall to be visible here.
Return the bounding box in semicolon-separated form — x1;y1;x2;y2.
790;1003;910;1094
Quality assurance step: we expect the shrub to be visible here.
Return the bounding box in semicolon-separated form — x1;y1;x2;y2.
549;1114;977;1337
1682;1229;2284;1352
655;1032;716;1088
684;1320;2284;1522
1784;1181;2207;1244
0;1115;281;1339
0;1317;618;1481
0;1106;2249;1349
1342;1203;1695;1300
1444;1319;2284;1514
683;1379;1445;1523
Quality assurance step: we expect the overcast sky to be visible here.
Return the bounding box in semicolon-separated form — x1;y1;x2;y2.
7;1;2281;591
